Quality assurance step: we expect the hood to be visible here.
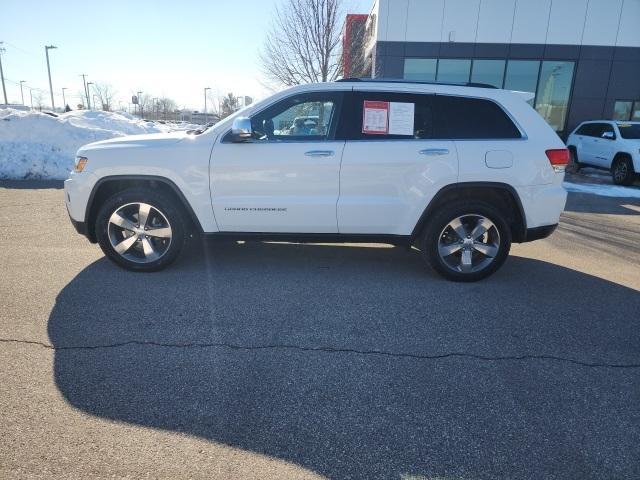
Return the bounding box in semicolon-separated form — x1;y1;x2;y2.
79;131;189;153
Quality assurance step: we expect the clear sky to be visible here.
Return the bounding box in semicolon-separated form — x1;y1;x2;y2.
1;0;372;111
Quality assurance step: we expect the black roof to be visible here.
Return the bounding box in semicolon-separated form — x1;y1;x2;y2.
336;77;497;89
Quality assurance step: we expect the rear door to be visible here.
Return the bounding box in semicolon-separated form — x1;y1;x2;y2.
337;90;457;235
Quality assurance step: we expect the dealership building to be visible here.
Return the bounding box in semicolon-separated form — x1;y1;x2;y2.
350;0;640;137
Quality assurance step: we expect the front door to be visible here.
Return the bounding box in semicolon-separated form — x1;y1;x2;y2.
210;91;345;233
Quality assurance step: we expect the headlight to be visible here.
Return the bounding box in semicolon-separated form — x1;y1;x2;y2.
74;156;88;173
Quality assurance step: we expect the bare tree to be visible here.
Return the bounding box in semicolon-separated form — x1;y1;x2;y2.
32;90;45;111
157;97;177;120
92;83;116;111
260;0;343;86
220;93;240;118
137;93;153;119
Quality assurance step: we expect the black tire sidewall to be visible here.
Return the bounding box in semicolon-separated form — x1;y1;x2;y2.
95;189;185;272
612;158;634;186
421;201;512;282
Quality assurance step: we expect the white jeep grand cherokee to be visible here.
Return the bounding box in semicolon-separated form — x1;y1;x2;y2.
65;79;568;281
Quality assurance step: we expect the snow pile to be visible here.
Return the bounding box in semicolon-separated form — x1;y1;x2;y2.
0;108;190;180
563;181;640;198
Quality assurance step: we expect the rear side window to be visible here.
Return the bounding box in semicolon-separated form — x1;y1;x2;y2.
575;124;593;136
435;95;522;139
346;92;439;140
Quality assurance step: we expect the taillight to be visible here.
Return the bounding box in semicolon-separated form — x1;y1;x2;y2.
545;149;570;173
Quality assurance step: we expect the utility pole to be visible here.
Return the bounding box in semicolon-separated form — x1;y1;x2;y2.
29;88;33;109
0;42;8;105
19;80;26;105
204;87;211;124
61;87;67;108
86;82;94;109
137;91;142;118
45;45;57;110
80;74;89;108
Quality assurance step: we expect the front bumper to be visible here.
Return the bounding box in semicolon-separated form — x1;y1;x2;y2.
523;223;558;242
64;172;97;241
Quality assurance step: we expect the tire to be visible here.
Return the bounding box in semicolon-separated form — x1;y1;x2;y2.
611;156;635;186
95;188;186;272
568;147;581;172
419;201;512;282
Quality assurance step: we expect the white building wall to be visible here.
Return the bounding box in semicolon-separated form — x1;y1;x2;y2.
372;0;640;47
546;0;588;45
510;0;551;44
617;0;640;47
476;0;517;44
582;0;623;46
406;0;444;42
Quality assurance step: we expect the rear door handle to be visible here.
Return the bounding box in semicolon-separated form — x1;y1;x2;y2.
305;150;334;157
419;148;449;156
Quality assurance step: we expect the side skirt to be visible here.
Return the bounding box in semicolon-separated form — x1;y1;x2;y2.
201;232;413;246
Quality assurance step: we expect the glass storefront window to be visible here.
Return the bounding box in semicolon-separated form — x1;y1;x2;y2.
436;59;471;83
534;61;575;132
632;102;640;121
503;60;540;105
403;58;437;81
613;101;633;121
471;60;506;88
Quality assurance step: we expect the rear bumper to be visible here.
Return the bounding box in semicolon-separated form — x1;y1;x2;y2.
523;223;557;242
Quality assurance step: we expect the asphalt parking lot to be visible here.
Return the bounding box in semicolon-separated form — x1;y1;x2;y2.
1;180;639;479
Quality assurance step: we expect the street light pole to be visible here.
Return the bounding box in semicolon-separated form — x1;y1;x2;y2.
204;87;211;124
19;80;26;105
0;43;8;105
86;82;94;109
45;45;57;110
61;87;67;108
80;74;89;108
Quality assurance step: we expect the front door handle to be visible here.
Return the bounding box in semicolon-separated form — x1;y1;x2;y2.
419;148;449;156
305;150;334;157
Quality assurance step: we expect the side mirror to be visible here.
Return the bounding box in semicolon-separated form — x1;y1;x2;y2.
601;131;615;140
231;117;252;142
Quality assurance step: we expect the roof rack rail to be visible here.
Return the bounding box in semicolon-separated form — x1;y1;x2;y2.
336;77;497;89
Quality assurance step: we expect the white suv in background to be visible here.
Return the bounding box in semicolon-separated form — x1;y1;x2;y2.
566;121;640;185
64;79;568;281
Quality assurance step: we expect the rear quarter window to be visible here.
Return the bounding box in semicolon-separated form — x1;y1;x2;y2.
435;95;522;140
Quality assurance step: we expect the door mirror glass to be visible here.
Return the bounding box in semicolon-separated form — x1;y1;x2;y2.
231;117;252;142
601;131;615;140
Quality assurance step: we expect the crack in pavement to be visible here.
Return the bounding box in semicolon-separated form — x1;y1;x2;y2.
1;337;639;369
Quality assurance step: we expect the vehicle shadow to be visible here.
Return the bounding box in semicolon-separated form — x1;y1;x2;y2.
48;241;640;479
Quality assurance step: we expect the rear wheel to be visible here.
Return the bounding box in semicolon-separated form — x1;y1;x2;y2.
420;201;511;282
568;147;581;172
95;188;186;272
611;156;635;186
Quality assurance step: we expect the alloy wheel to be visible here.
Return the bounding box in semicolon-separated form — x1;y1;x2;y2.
107;202;172;263
437;214;501;273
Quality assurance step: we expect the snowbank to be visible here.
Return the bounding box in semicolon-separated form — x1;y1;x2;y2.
0;108;193;180
563;181;640;198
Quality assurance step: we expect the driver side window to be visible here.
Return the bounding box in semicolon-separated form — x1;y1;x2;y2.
249;92;341;142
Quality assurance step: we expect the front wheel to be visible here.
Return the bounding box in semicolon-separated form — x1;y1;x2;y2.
420;201;511;282
95;188;186;272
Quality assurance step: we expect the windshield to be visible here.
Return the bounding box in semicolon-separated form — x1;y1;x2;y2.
617;123;640;139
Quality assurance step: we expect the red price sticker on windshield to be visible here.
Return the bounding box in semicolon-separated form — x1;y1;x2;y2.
362;100;389;134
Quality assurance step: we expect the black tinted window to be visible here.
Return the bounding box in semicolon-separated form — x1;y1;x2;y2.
618;123;640;139
575;124;592;135
436;95;521;139
348;92;438;140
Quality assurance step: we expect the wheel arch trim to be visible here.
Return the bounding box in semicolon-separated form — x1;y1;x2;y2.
85;175;204;241
410;182;527;241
